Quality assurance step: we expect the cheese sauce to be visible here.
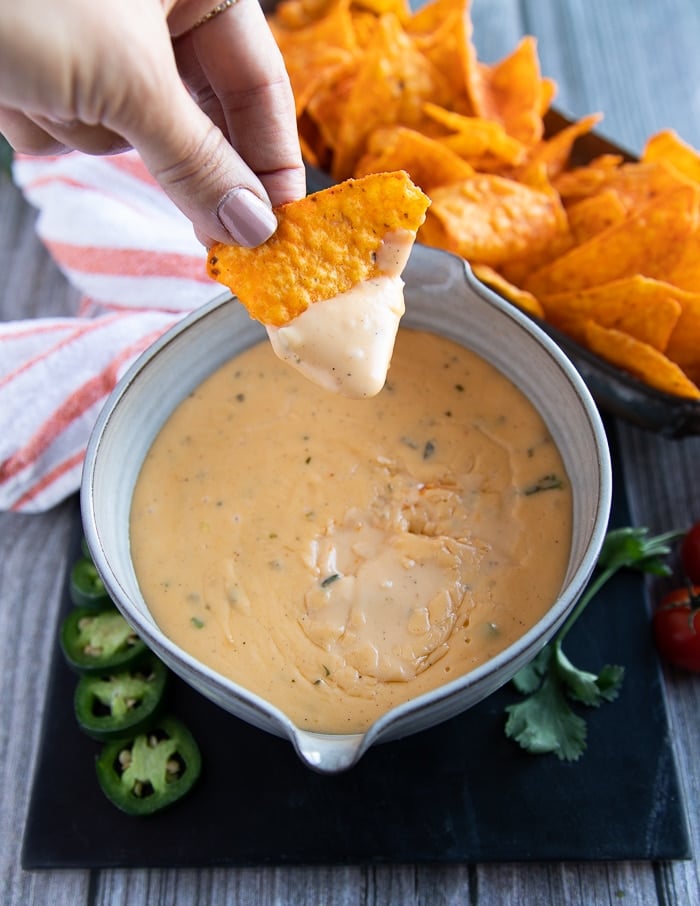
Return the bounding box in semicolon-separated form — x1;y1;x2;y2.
266;230;414;399
130;330;572;733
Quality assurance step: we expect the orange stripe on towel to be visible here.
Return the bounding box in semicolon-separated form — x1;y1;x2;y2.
45;240;210;282
10;449;85;511
0;327;165;485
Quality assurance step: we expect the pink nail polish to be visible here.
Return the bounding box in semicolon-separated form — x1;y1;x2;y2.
217;188;278;247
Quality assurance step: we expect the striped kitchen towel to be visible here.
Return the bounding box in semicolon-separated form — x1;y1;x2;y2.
1;151;224;513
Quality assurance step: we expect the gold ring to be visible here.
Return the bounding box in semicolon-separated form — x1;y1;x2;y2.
187;0;239;33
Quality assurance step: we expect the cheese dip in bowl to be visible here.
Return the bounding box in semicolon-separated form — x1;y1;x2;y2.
82;245;612;774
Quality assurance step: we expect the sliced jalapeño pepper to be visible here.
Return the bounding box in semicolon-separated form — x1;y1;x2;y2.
69;557;111;609
74;653;168;741
60;605;147;674
95;716;202;815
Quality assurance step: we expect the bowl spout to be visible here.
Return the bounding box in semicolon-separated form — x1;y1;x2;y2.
291;730;368;773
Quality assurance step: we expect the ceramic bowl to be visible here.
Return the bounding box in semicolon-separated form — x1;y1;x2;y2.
81;244;612;774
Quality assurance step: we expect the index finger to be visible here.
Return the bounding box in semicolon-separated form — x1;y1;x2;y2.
185;0;305;206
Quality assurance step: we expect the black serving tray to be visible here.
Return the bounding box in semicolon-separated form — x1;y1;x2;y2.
22;422;692;868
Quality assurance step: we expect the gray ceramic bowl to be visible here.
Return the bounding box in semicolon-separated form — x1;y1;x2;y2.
81;244;612;774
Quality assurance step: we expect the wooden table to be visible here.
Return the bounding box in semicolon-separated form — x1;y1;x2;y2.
2;0;700;902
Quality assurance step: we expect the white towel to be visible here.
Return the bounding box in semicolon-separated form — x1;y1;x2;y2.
1;151;224;512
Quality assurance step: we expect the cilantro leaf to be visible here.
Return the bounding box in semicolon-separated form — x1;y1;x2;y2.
594;663;626;703
505;673;587;761
553;645;624;706
504;526;676;762
511;646;551;694
597;526;681;577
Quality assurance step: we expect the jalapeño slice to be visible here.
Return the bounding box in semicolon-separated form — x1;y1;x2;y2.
95;716;202;815
69;557;111;609
74;653;168;741
60;605;147;674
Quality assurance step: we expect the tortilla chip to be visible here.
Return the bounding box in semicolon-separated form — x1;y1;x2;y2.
271;4;358;106
665;229;700;293
207;171;430;326
643;130;700;184
600;161;696;212
582;320;700;400
471;264;545;318
466;37;546;146
424;103;527;168
353;126;474;190
523;113;603;179
566;189;627;244
524;184;700;296
665;289;700;386
553;155;625;202
406;0;476;116
304;59;358;156
425;174;567;267
331;13;452;179
539;276;682;349
273;0;340;30
416;210;450;250
353;0;411;20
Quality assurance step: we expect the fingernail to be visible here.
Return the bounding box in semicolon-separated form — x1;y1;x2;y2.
217;187;278;247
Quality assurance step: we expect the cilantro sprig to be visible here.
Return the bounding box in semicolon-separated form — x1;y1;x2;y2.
505;526;680;761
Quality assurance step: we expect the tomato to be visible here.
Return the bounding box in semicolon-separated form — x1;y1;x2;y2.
680;522;700;585
652;585;700;673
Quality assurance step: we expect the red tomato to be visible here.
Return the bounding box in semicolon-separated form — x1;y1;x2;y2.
681;522;700;585
653;586;700;673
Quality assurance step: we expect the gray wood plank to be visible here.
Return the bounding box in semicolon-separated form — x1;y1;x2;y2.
2;0;700;902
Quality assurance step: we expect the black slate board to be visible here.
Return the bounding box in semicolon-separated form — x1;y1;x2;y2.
21;424;692;867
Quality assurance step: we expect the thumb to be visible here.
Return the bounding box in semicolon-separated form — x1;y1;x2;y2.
123;76;279;248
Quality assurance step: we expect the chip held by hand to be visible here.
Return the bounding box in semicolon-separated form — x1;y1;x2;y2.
207;171;430;398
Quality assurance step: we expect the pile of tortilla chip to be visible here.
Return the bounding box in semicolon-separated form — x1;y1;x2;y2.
268;0;700;400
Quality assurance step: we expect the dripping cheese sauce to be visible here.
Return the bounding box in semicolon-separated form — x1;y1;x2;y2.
130;329;572;734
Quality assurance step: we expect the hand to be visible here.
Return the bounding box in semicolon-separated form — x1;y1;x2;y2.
0;0;305;247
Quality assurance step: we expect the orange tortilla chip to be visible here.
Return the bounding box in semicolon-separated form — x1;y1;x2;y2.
583;320;700;400
424;103;527;167
426;174;567;267
665;289;700;386
598;160;696;211
207;171;430;327
665;229;700;293
643;130;700;184
471;264;544;318
468;37;548;146
304;59;358;156
406;0;476;115
566;189;627;244
539;276;682;349
523;113;602;179
273;0;340;29
354;126;474;190
331;14;452;179
553;155;625;202
353;0;411;20
271;4;358;104
524;184;700;296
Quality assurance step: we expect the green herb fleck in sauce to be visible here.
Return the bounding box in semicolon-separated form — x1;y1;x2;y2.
523;474;565;495
321;573;341;588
